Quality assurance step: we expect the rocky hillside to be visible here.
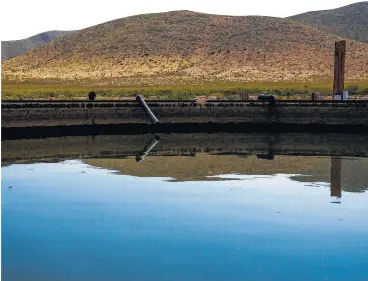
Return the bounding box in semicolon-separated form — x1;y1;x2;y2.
1;30;72;60
288;2;368;43
2;11;368;84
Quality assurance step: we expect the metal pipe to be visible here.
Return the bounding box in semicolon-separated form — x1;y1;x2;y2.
136;95;159;124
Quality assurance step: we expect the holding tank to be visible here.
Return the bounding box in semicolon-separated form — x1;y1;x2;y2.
88;92;96;101
257;94;276;103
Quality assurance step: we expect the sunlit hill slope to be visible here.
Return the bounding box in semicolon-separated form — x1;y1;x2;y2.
2;10;368;84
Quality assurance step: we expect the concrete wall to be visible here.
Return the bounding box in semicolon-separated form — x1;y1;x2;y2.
2;101;368;127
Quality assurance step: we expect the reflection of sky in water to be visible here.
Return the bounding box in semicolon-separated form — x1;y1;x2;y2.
2;160;368;281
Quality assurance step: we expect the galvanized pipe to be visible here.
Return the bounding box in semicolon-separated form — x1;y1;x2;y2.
136;95;159;124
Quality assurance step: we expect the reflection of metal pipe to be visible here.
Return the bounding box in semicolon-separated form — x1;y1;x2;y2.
136;135;160;162
136;95;159;124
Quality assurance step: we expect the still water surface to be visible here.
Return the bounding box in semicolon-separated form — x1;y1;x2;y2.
2;135;368;281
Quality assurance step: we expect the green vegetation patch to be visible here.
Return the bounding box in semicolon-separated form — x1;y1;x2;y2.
2;80;368;100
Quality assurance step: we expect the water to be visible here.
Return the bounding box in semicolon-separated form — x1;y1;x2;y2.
2;134;368;281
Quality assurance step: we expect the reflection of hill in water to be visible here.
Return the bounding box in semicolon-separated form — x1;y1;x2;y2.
2;133;367;193
84;154;368;193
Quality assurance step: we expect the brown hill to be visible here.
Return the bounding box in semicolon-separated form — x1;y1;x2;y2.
288;2;368;43
1;30;73;60
2;10;368;84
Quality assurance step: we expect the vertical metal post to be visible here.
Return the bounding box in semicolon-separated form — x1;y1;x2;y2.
333;41;346;101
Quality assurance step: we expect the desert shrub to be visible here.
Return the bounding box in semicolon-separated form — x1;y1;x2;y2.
273;89;282;95
169;92;196;100
347;85;359;95
157;89;173;96
360;88;368;95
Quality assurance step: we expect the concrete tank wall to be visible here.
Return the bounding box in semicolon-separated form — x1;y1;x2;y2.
2;101;368;127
